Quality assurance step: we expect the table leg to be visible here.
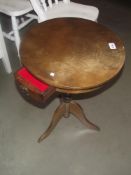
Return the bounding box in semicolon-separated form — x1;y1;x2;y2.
38;94;99;142
38;103;65;142
70;101;100;131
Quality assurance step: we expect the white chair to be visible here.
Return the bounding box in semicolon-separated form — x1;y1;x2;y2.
29;0;99;23
0;0;37;56
0;23;12;73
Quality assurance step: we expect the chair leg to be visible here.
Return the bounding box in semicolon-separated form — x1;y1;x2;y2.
0;24;12;73
11;16;20;57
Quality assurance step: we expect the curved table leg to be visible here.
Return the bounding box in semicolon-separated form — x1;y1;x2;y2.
38;95;100;142
38;103;65;142
70;101;100;131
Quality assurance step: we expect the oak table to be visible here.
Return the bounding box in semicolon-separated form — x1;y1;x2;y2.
20;18;125;142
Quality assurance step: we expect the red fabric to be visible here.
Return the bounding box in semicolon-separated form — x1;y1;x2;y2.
17;67;49;92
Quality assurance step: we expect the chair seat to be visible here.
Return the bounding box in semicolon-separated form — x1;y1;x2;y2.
40;2;99;22
0;0;37;60
0;0;33;16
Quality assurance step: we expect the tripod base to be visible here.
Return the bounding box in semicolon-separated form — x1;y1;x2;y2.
38;95;100;142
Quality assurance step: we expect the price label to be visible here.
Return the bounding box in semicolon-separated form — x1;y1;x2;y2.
108;43;117;49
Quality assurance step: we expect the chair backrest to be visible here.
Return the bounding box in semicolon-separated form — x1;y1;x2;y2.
30;0;70;22
41;0;70;10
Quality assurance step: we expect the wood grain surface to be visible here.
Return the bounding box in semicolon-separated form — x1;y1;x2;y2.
20;18;125;93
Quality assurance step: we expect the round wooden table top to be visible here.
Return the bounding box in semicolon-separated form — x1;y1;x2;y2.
20;18;125;94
